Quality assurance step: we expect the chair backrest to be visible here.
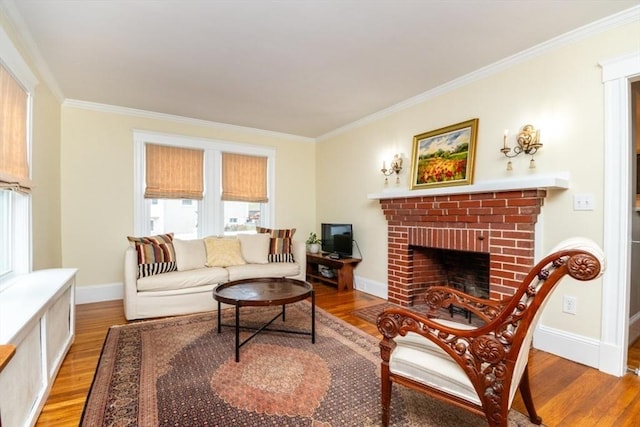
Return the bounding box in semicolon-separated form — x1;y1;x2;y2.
500;237;605;404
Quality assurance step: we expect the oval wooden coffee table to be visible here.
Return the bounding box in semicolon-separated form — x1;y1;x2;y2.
212;277;315;362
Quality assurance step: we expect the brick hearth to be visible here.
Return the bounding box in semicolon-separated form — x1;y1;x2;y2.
379;189;546;306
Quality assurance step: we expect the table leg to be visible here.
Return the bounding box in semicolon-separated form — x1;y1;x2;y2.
282;304;286;321
217;300;222;333
235;304;240;362
311;290;316;344
337;263;355;291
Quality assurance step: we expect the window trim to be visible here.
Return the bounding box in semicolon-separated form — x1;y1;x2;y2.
132;130;276;237
0;25;38;288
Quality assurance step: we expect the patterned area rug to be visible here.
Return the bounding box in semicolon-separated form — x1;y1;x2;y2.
82;302;540;426
351;302;411;325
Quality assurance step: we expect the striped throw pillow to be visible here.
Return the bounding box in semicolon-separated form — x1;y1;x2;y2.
127;233;177;278
256;227;296;263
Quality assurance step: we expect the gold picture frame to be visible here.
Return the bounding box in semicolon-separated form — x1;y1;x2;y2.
409;118;478;189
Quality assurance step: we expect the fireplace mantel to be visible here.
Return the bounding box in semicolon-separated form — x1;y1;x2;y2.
368;172;569;200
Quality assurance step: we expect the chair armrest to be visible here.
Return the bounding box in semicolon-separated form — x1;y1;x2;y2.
420;286;506;323
378;306;479;341
376;305;484;369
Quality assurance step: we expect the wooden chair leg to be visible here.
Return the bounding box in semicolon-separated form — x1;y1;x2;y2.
518;365;543;425
381;363;392;427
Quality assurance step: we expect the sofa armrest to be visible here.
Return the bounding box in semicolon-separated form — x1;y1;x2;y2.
123;246;139;319
292;239;306;279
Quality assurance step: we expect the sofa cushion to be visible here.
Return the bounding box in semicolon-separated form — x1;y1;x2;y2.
136;266;229;292
257;227;296;263
127;233;177;278
173;238;207;271
237;233;270;264
204;237;246;267
226;262;301;282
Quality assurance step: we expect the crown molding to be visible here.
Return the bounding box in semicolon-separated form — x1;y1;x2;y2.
62;99;316;144
317;5;640;142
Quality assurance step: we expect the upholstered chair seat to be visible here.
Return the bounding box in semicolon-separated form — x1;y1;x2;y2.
390;320;480;405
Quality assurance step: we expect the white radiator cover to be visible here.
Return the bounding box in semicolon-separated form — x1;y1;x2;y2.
0;269;77;427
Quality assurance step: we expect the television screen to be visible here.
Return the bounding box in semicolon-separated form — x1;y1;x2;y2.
321;223;353;257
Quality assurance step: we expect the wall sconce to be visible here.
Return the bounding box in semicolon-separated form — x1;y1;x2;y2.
500;124;542;170
381;154;403;183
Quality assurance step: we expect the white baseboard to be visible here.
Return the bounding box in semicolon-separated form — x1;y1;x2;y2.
533;324;600;369
75;282;123;304
354;275;387;300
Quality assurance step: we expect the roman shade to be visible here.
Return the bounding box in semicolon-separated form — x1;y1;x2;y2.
221;152;268;202
144;143;204;199
0;63;32;193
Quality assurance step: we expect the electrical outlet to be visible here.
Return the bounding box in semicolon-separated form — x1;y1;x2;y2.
563;295;577;315
573;194;594;211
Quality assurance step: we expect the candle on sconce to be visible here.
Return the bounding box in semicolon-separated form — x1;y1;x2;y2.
383;160;386;170
503;130;509;149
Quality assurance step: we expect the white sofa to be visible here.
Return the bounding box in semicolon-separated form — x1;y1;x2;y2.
123;236;306;320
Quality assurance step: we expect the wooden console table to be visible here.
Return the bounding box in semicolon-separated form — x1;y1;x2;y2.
306;253;361;292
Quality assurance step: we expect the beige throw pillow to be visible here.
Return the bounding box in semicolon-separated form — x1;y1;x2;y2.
204;237;246;267
237;233;270;264
173;239;207;271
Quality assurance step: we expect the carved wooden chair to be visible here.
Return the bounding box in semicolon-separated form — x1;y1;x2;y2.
377;238;605;427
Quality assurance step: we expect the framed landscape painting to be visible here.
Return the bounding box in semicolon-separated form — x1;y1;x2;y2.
409;118;478;189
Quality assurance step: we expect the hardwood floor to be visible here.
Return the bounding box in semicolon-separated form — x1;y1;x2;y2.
36;282;640;426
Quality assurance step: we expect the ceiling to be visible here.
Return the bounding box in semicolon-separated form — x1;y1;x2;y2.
5;0;638;138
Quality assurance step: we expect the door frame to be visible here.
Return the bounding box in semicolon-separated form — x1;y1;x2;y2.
601;52;640;376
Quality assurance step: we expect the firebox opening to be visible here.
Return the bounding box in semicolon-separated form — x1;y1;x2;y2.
411;246;490;301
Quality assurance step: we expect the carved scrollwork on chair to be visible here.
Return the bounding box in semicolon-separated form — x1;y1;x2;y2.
377;238;604;427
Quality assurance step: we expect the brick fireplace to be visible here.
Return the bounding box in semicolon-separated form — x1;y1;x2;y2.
378;189;547;306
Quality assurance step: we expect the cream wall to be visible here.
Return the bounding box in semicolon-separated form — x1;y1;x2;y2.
316;22;640;341
0;10;63;271
31;84;62;270
60;108;316;287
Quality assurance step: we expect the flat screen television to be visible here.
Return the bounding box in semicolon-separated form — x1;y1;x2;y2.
321;223;353;257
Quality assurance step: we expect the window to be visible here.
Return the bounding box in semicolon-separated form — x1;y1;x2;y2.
0;26;38;289
133;131;275;238
224;201;263;234
149;198;199;239
0;191;11;276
